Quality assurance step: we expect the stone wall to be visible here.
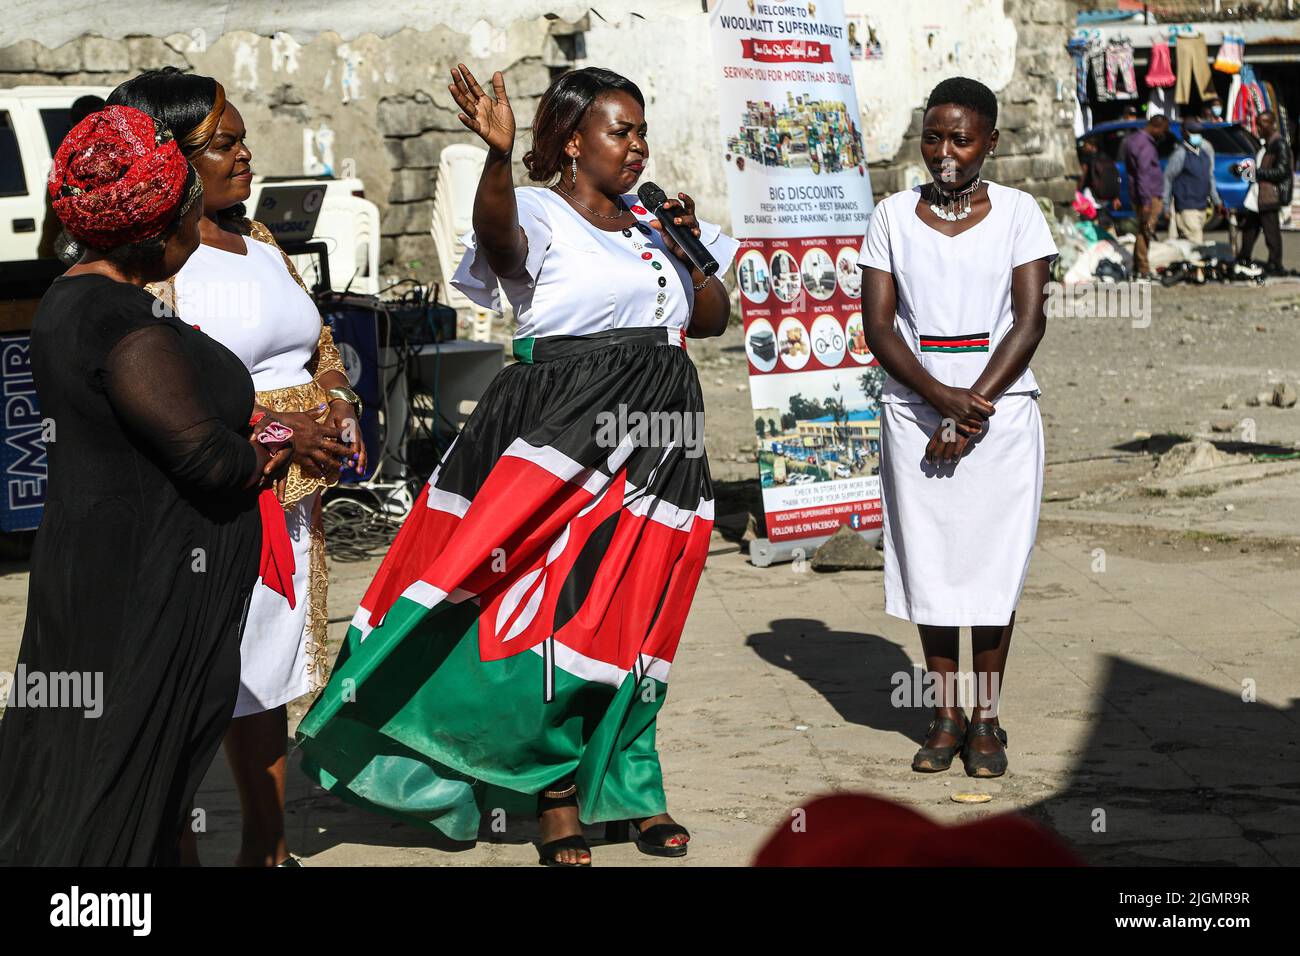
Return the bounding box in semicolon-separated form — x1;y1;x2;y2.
0;1;1080;290
858;0;1078;206
0;22;582;287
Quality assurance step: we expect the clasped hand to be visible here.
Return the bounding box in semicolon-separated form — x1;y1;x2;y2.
925;386;995;467
250;403;352;494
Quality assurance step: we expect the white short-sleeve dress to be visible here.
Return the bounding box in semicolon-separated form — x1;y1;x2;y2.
298;187;739;840
858;181;1058;626
173;235;327;716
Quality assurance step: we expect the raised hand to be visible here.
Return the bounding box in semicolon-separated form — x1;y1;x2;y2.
449;64;515;155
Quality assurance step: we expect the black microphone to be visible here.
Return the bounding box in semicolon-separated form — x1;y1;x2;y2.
637;182;719;277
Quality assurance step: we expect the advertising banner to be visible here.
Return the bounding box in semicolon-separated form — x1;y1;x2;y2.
710;0;882;546
0;333;46;533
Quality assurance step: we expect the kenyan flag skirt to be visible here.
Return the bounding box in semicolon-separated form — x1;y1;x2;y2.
297;327;714;840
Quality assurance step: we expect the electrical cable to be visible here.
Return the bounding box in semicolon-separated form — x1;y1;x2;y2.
312;279;465;561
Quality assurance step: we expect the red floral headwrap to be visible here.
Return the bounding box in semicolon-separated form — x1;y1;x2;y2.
48;104;192;249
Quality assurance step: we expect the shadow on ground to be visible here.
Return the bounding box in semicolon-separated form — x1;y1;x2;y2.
745;615;1299;865
195;735;544;864
746;618;918;740
1022;656;1299;865
200;622;1298;866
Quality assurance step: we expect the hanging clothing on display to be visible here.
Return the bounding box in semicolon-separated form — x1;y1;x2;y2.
1261;80;1278;116
1146;86;1175;119
1175;34;1216;105
1073;97;1090;138
1105;39;1138;100
1089;39;1112;103
1214;34;1244;74
1068;37;1090;108
1146;39;1176;88
1233;66;1267;136
1226;72;1243;125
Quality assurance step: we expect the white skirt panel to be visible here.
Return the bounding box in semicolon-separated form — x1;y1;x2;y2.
233;491;317;718
879;395;1044;627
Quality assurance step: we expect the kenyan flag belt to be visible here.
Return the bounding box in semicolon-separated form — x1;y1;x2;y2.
919;331;990;353
296;326;713;840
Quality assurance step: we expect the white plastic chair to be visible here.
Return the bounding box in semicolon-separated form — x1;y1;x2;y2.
430;143;495;341
297;195;381;294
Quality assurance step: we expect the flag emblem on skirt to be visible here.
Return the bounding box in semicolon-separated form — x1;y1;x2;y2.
296;330;713;841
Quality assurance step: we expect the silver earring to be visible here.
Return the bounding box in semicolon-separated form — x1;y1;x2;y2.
571;157;577;186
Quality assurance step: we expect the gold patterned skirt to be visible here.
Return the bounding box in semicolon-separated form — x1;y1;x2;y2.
254;379;338;696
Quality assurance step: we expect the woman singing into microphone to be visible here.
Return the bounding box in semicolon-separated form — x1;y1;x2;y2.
297;66;736;866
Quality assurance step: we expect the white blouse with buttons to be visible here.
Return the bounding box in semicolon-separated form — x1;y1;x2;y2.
452;186;739;339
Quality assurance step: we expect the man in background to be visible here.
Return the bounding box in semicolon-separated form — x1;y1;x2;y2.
1120;112;1169;278
1238;110;1293;275
1163;118;1222;247
1077;135;1122;230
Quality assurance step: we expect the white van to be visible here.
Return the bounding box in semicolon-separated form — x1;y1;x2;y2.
0;85;113;283
1;85;379;295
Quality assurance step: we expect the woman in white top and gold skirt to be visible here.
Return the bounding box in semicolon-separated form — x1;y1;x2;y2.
110;69;366;866
859;78;1057;779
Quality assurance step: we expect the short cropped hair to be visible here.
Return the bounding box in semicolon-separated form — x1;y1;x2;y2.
925;77;998;131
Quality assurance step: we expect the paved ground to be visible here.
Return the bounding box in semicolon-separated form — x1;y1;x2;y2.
3;230;1300;866
174;522;1297;867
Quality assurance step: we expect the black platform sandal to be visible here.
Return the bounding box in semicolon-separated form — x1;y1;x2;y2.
961;720;1008;778
911;715;967;773
537;782;591;867
605;818;690;858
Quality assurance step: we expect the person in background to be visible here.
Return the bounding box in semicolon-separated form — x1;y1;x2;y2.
1162;118;1222;247
1119;113;1169;278
1201;96;1224;121
1076;136;1121;230
1237;110;1293;276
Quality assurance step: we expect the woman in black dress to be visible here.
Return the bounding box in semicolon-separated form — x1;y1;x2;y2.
0;106;291;866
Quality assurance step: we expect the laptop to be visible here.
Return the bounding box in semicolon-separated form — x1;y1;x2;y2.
251;184;326;247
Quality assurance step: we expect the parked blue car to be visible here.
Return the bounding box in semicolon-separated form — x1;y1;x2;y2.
1078;120;1258;227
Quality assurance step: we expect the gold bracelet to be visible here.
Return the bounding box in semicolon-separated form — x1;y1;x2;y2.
693;274;711;290
326;386;363;418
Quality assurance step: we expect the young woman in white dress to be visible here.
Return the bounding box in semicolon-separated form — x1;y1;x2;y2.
859;77;1057;778
110;69;366;865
